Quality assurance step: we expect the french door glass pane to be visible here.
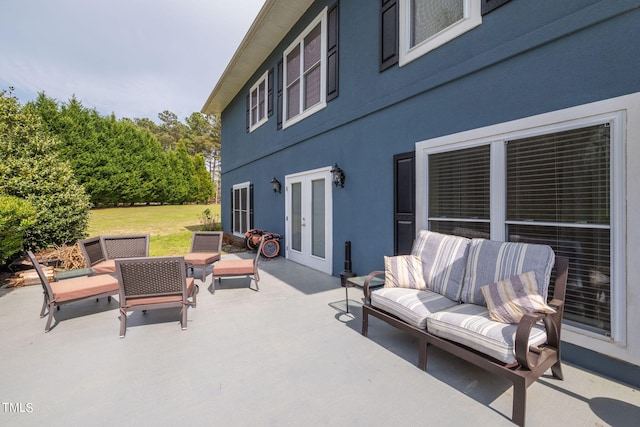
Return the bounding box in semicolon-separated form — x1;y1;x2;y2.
291;182;302;252
412;0;463;47
311;179;325;258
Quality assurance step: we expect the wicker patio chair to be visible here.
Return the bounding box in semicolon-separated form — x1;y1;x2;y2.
78;236;116;274
115;256;198;338
183;231;223;281
101;234;149;259
212;236;264;293
27;251;119;332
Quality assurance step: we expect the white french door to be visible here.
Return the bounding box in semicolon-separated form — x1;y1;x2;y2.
285;167;333;274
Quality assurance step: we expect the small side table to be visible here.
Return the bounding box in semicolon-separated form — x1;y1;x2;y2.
343;274;385;313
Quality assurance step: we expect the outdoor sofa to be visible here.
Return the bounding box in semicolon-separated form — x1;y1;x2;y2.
362;230;568;427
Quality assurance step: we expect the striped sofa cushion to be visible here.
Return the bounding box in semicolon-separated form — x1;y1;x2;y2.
460;239;555;306
426;303;548;364
411;230;470;301
371;287;460;329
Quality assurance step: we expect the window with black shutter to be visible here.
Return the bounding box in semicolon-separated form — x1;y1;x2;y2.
380;0;398;71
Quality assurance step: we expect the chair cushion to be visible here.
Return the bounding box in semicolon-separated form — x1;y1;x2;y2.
92;260;116;274
426;303;548;364
184;252;220;265
213;260;254;276
123;278;195;307
371;287;460;329
51;274;119;303
411;230;470;301
460;239;555;306
384;255;426;290
481;271;556;324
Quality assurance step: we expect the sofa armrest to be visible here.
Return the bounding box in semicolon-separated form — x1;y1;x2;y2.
515;307;565;370
363;271;385;304
515;312;547;370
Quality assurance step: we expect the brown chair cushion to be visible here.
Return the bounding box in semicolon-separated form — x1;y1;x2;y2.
51;274;119;302
214;260;254;276
92;260;116;274
184;252;220;265
124;278;196;307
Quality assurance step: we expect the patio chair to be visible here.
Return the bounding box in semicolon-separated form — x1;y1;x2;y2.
115;256;198;338
212;236;264;293
78;236;116;274
183;231;223;281
27;251;119;332
101;234;149;259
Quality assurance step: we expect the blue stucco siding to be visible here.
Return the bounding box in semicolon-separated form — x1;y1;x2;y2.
220;0;640;276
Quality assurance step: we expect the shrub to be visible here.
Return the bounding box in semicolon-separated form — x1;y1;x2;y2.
0;90;91;250
200;208;222;231
0;195;36;265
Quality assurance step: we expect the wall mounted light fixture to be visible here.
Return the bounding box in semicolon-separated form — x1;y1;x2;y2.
331;163;345;188
270;177;282;193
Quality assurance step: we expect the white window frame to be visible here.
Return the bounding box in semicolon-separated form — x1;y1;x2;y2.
232;181;251;237
282;8;328;129
416;94;636;355
399;0;481;66
249;70;269;132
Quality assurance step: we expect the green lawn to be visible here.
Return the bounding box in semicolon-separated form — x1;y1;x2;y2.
87;204;221;256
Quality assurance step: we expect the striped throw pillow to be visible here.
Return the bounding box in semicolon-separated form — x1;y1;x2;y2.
481;271;556;324
384;255;427;290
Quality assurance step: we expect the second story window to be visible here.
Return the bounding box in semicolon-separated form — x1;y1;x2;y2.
249;71;269;132
282;8;327;129
399;0;481;66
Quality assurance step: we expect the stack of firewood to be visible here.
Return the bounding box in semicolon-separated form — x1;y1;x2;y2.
7;244;86;287
18;266;54;286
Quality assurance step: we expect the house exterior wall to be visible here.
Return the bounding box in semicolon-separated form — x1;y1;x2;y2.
217;0;640;382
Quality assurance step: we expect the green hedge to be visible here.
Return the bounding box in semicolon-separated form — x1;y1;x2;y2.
0;195;36;265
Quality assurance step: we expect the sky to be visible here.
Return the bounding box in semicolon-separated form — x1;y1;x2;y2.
0;0;266;122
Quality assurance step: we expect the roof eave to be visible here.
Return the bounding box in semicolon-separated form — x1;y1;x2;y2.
201;0;314;117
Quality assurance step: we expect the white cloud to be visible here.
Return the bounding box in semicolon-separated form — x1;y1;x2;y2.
0;0;265;121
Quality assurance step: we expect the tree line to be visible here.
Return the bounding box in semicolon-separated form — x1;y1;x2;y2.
32;93;219;206
0;88;220;264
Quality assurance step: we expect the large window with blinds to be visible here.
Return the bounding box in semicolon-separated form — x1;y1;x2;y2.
282;9;327;129
425;117;620;337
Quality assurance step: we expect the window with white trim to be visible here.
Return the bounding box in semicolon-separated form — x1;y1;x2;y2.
399;0;481;66
249;71;269;132
282;8;327;128
232;182;251;236
418;108;626;340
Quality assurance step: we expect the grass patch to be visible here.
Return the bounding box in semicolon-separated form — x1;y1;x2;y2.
88;204;221;256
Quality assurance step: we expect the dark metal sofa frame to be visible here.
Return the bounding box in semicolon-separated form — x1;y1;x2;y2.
361;257;569;427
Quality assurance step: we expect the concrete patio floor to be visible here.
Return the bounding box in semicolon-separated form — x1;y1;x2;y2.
1;253;639;426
